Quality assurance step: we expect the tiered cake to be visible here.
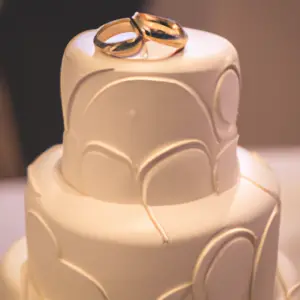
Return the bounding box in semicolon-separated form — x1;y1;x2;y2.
0;18;290;300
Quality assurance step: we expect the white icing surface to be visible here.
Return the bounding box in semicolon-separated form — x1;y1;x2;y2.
0;25;284;300
1;237;296;300
1;146;278;300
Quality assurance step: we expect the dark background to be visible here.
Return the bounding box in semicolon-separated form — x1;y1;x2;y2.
0;0;146;168
1;1;300;178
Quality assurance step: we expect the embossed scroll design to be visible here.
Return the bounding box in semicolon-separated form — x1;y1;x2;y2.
68;72;240;243
192;228;256;300
250;206;279;300
277;269;300;300
83;139;213;244
241;174;281;208
77;75;235;244
81;76;219;142
65;68;114;131
212;65;241;141
156;228;256;300
239;164;281;300
66;74;219;144
27;210;109;300
157;282;192;300
288;282;300;299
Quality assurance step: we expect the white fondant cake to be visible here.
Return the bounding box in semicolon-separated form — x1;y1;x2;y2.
0;22;295;300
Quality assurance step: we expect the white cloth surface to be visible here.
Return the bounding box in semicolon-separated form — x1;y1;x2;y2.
0;178;26;258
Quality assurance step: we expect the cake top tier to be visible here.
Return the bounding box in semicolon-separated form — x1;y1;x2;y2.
61;27;240;130
60;24;241;205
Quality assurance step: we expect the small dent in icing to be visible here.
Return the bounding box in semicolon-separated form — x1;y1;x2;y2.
128;109;137;118
213;135;239;194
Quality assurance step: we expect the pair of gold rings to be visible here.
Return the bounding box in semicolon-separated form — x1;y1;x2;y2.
93;12;188;59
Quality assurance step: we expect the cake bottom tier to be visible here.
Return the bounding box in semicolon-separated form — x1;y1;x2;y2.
21;146;283;300
1;238;299;300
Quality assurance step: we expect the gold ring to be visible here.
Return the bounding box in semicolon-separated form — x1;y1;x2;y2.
132;12;188;51
94;18;145;58
94;13;188;59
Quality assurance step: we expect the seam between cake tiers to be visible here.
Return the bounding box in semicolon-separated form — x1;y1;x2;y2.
140;184;169;244
82;141;132;168
78;140;216;244
212;134;239;194
139;164;169;244
137;139;212;183
240;175;281;208
27;166;43;199
57;153;168;244
137;139;215;244
55;159;88;197
79;140;169;243
29;146;240;246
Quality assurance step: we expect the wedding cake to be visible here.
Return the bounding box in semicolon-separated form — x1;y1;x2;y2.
0;13;296;300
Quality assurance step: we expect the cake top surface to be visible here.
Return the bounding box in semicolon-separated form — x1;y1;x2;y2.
65;27;238;74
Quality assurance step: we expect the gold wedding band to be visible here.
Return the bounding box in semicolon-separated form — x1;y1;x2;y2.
94;18;145;58
94;13;188;59
132;12;188;50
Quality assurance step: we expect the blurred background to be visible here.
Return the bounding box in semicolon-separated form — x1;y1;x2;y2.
0;0;300;178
